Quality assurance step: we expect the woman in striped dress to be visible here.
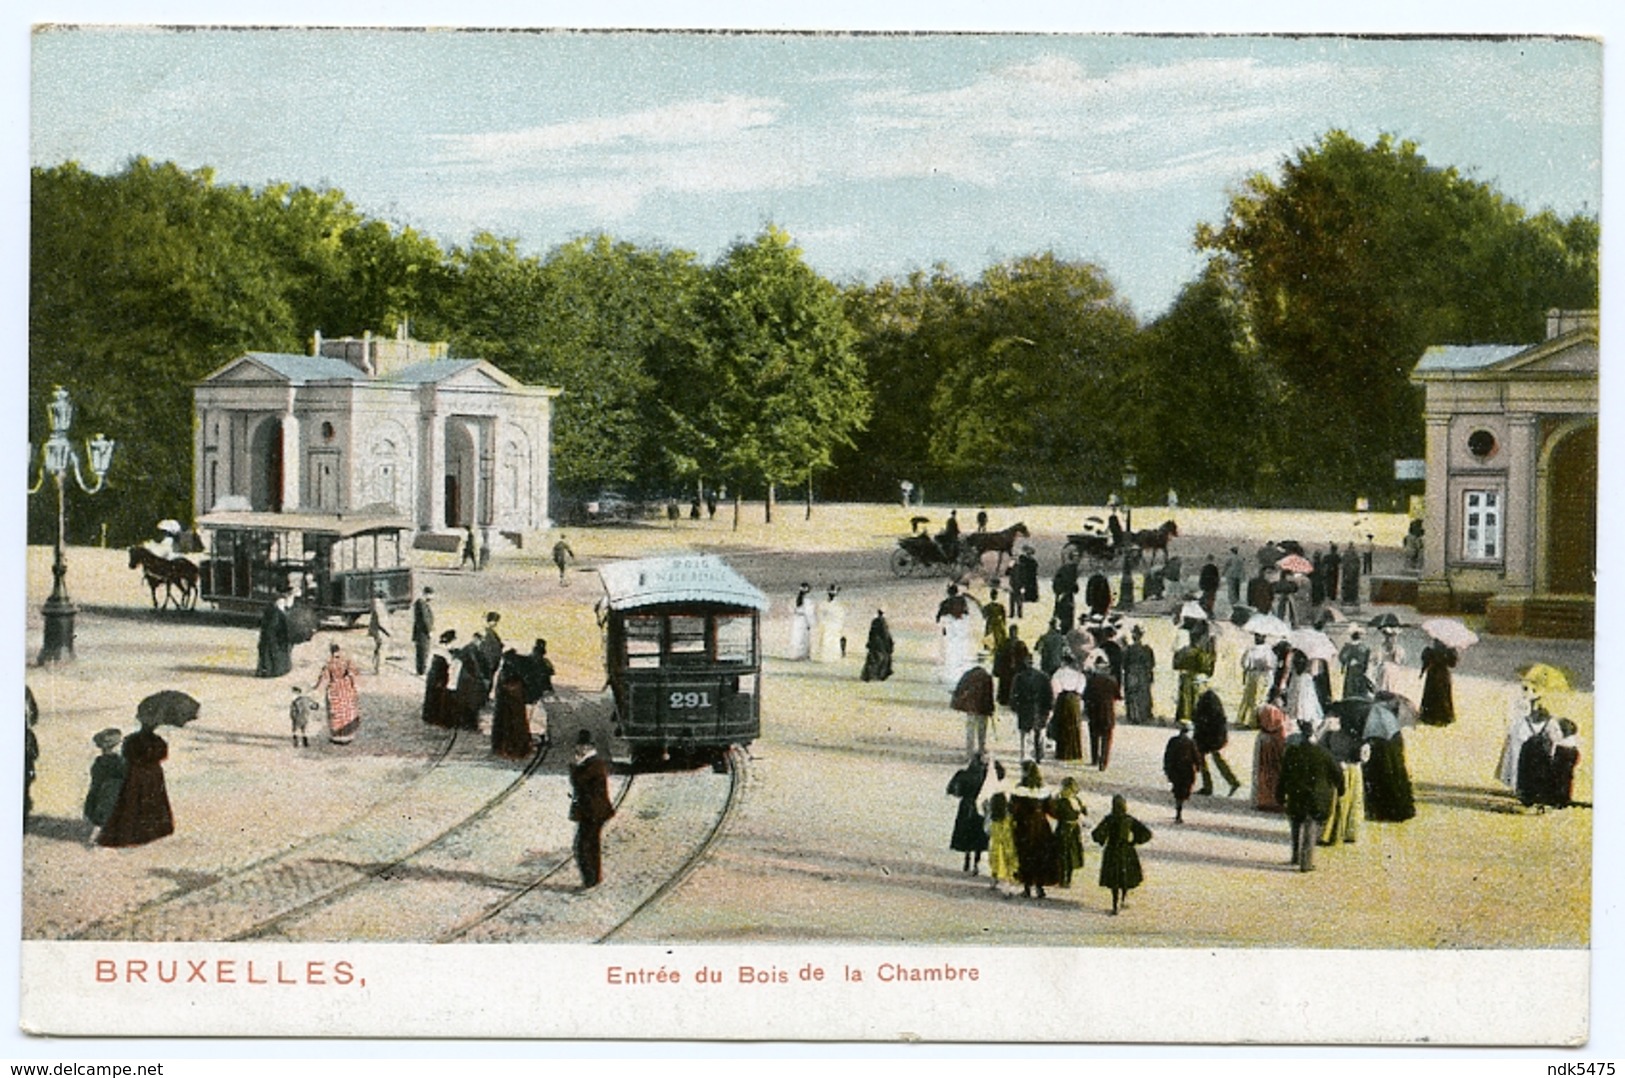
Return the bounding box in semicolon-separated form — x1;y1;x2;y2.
314;643;362;744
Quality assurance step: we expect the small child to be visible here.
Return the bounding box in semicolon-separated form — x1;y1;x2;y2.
290;685;321;748
83;727;126;845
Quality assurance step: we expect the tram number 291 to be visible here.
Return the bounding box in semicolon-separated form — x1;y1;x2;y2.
668;689;713;712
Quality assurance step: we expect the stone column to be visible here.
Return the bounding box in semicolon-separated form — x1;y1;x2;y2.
280;390;302;513
420;392;444;531
193;406;209;520
480;414;500;526
1500;413;1539;595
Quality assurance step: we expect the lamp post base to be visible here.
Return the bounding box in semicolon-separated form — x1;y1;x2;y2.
39;597;77;665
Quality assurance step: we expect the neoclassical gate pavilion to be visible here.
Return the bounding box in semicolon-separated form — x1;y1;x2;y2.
193;330;560;537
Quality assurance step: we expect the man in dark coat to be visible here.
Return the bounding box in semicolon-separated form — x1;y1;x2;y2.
1084;571;1112;620
1247;569;1275;616
1051;561;1079;633
1122;624;1156;725
1009;652;1054;764
1221;547;1247;607
1009;545;1040;620
1276;721;1345;872
1083;656;1121;772
569;729;616;889
255;592;294;678
992;624;1030;707
1197;556;1221;618
1341;548;1361;608
1035;618;1068;676
1324;544;1342;601
1192;676;1240;797
411;586;435;675
478;612;505;703
1162;721;1202;823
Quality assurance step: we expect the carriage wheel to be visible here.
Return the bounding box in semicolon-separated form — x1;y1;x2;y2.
890;548;917;578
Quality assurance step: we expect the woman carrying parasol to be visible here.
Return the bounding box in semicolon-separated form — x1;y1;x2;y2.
97;691;197;847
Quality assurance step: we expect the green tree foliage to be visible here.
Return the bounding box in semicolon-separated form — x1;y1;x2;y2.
30;159;447;544
668;227;870;515
926;253;1138;503
1197;130;1599;497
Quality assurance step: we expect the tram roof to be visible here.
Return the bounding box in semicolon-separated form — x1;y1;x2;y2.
597;555;769;613
197;511;415;539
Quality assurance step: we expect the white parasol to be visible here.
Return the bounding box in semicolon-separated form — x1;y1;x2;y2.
1420;617;1479;650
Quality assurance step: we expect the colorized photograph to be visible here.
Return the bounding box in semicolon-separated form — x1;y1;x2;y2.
19;25;1601;1042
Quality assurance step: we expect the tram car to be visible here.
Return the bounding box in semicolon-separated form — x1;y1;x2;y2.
196;510;415;623
596;554;767;767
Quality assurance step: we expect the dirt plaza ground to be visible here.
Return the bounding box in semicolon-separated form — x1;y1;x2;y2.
21;502;1594;948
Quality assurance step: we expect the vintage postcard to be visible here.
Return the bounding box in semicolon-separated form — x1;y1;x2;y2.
14;16;1613;1048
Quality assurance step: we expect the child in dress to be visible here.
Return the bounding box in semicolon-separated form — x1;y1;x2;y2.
83;727;127;845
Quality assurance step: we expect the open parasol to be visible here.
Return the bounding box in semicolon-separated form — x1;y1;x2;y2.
135;690;200;728
1519;662;1573;696
1178;601;1209;623
1368;612;1402;630
1375;691;1419;728
157;518;183;535
1420;617;1479;650
1244;613;1293;638
1288;627;1338;663
286;604;320;644
1228;603;1256;628
1362;700;1402;740
1277;554;1314;575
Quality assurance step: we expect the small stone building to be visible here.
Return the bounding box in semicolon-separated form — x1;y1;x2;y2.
193;330;560;536
1410;310;1597;637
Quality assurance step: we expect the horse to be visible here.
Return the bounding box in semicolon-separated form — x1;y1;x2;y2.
128;546;199;610
963;522;1030;576
1131;520;1179;566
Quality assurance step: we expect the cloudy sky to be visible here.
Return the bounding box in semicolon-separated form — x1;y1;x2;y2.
30;27;1600;317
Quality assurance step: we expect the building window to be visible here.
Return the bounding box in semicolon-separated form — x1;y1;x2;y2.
1467;429;1498;460
1462;490;1502;560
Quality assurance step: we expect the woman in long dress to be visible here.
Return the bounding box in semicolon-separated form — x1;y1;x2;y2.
1338;629;1374;699
421;631;455;727
1251;703;1289;813
1371;627;1406;695
981;762;1017;891
96;719;175;848
947;754;989;874
1284;650;1324;734
860;610;894;682
816;586;846;662
1049;657;1086;762
1418;640;1458;726
313;643;362;744
490;657;533;760
789;583;816;661
1237;634;1276;729
1092;794;1153;915
1009;762;1057;899
1050;776;1087;888
1362;702;1416;822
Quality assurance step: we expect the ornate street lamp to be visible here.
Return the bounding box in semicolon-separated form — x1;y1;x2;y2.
1121;462;1138;533
28;386;115;664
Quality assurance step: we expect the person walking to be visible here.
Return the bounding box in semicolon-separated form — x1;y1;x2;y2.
1338;627;1374;699
83;727;127;845
1318;714;1367;845
1418;637;1458;727
367;586;393;675
1009;761;1058;899
1048;654;1087;762
1341;546;1362;608
491;654;534;761
1162;721;1202;823
1092;795;1153;915
410;586;435;676
1051;560;1079;634
788;582;816;662
313;643;362;745
860;609;894;682
460;524;479;571
255;591;294;678
1276;721;1344;872
1122;623;1156;725
1011;545;1040;621
1251;703;1289;813
552;535;575;585
947;753;990;875
1083;653;1120;772
479;612;506;703
950;664;996;758
818;585;848;663
422;630;457;728
982;761;1018;894
1084;571;1113;621
1198;556;1221;619
1009;651;1054;764
1222;547;1247;607
982;586;1009;658
1193;675;1240;797
1051;776;1088;888
937;583;977;684
992;624;1030;708
1035;618;1068;677
289;685;320;748
1173;620;1216;726
568;729;616;889
1237;633;1276;728
96;715;176;848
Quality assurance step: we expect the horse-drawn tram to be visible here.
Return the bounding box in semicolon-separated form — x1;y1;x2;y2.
596;554;767;768
196;511;415;621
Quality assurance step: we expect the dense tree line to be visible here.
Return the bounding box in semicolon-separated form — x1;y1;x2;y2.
30;131;1596;544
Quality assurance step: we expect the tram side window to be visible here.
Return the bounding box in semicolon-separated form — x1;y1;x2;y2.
624;615;662;669
715;615;754;664
668;615;708;664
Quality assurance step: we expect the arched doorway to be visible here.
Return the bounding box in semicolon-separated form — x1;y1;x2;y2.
249;418;283;512
443;419;476;528
1545;423;1597;595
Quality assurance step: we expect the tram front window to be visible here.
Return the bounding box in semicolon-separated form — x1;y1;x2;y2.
668;615;707;664
624;615;662;669
715;615;754;664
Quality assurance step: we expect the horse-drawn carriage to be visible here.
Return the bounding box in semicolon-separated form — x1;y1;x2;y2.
192;511;415;624
1061;517;1178;568
890;522;1030;578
